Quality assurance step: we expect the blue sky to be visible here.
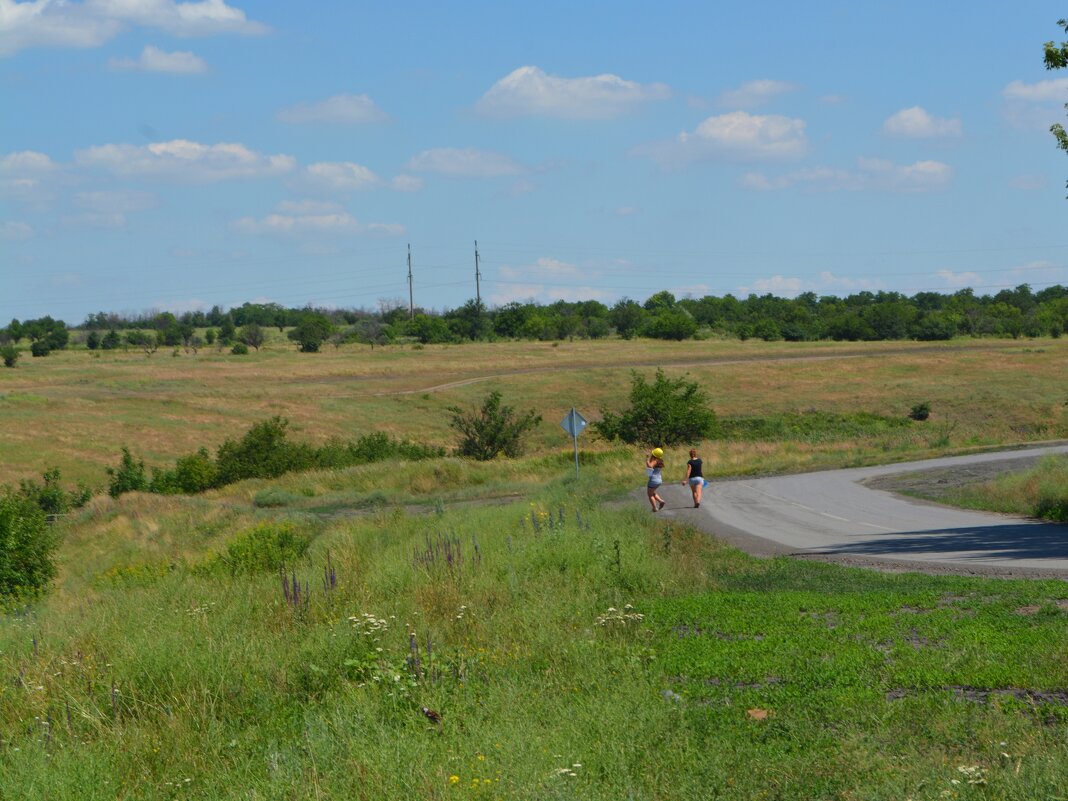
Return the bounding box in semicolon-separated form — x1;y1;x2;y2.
2;0;1067;323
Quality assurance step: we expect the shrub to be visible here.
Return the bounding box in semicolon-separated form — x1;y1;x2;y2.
18;468;92;515
215;521;313;576
214;417;316;485
100;330;121;350
0;492;58;598
909;402;931;421
1;345;17;368
447;391;542;460
595;369;719;447
150;448;218;494
231;342;249;355
86;331;100;350
30;341;51;358
106;447;148;498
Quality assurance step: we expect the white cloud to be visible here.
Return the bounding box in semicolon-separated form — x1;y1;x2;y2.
0;0;266;56
718;79;798;108
476;65;670;119
615;206;640;217
75;139;295;181
277;94;387;125
234;204;404;237
1009;174;1047;191
500;256;579;280
301;161;381;191
67;188;157;227
0;150;58;173
0;150;61;206
1003;77;1068;103
737;271;883;298
643;111;808;165
1001;77;1068;130
882;106;962;138
856;157;952;191
275;199;343;214
108;44;207;73
935;270;981;288
151;298;210;315
390;174;423;192
742;157;952;193
0;220;33;240
407;147;525;177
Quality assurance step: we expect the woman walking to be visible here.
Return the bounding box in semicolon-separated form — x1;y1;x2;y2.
682;448;704;508
646;447;666;512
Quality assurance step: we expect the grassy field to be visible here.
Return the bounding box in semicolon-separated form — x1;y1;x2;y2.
1;337;1066;487
2;337;1068;799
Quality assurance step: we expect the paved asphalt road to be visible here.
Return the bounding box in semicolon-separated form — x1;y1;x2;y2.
656;444;1068;578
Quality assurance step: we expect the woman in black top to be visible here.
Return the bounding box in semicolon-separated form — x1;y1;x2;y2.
682;448;704;508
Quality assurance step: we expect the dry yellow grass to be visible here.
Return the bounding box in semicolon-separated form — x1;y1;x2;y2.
1;337;1065;487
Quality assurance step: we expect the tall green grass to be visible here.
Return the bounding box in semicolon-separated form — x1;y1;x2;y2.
1;464;1067;799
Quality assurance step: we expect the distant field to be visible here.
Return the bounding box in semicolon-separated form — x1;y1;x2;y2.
1;337;1066;487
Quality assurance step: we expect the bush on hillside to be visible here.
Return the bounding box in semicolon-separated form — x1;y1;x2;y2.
214;521;313;576
106;448;148;498
595;369;719;447
447;391;542;460
0;492;59;598
18;468;92;515
214;417;317;485
1;346;17;368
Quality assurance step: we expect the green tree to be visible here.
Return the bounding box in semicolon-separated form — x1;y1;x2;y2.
1;345;17;368
287;313;334;352
86;330;101;350
609;298;646;339
595;369;719;447
218;315;236;345
1046;19;1068;194
0;492;58;598
447;391;542;460
101;330;121;350
239;323;266;350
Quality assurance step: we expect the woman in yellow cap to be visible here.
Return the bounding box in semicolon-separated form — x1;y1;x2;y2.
646;447;666;511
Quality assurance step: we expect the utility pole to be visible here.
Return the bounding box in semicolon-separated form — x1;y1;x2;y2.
474;239;481;305
407;243;414;320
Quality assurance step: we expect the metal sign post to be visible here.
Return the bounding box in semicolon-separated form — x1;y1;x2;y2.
560;408;588;477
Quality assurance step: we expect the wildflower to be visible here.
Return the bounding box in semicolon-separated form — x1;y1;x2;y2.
448;775;460;785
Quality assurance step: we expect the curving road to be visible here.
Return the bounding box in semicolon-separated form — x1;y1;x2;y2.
656;444;1068;578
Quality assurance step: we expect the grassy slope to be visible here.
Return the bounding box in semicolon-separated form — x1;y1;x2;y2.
1;338;1068;799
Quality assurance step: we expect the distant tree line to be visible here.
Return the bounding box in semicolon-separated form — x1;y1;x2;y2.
2;284;1067;362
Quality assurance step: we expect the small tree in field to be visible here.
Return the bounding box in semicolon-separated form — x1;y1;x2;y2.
239;323;265;351
595;369;719;447
447;391;542;460
1;346;17;368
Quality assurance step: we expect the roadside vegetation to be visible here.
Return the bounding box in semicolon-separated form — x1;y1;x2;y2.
903;455;1068;523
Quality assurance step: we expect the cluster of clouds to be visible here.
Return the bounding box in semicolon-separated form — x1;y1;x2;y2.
5;0;1066;261
0;0;265;56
